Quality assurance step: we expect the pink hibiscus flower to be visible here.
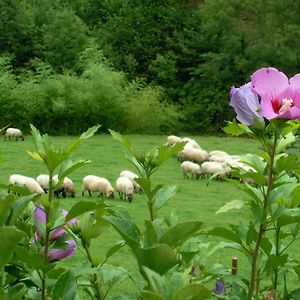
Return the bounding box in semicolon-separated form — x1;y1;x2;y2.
251;67;300;120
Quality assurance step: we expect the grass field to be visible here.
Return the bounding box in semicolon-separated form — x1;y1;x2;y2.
1;133;299;297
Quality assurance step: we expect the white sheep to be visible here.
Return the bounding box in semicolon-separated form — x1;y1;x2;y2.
82;175;115;198
54;176;76;198
116;176;134;202
36;174;58;193
4;128;24;141
181;161;201;179
179;146;208;164
167;135;182;146
9;174;44;195
209;150;228;157
119;170;143;193
182;137;202;149
200;162;231;179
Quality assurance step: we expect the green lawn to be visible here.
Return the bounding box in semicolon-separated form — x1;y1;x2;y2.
1;133;299;296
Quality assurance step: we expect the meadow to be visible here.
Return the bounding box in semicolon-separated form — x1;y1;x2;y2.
1;133;299;297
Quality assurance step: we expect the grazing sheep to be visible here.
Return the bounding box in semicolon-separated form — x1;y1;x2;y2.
82;175;114;198
119;170;143;193
4;128;24;141
200;162;231;179
179;146;208;164
167;135;182;146
54;176;76;198
182;137;202;149
36;174;58;193
116;176;134;202
9;174;44;195
181;161;201;179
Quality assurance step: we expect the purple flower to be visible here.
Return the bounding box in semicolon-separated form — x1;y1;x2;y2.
48;240;76;262
34;205;77;262
214;278;226;294
251;67;300;120
230;82;263;125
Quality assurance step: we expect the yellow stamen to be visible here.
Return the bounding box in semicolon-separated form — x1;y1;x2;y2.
279;98;293;114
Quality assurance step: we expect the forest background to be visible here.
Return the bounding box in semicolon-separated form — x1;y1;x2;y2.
1;0;298;135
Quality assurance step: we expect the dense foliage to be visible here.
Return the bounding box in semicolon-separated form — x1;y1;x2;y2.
1;0;300;134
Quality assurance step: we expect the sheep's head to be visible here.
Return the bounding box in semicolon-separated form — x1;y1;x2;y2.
108;190;115;199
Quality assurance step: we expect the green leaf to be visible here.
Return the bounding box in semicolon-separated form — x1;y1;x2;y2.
142;267;165;295
223;120;252;136
15;246;44;269
104;215;141;250
144;220;159;247
5;283;26;300
216;199;244;214
0;226;25;266
0;193;15;226
136;244;177;275
65;200;107;221
208;227;242;244
241;153;267;174
276;207;300;226
275;154;300;173
156;143;185;167
173;283;211;300
109;129;134;153
159;221;203;248
58;159;91;179
80;125;100;140
105;241;126;261
264;254;288;276
277;132;297;153
153;185;177;211
140;291;164;300
52;270;77;300
7;194;35;225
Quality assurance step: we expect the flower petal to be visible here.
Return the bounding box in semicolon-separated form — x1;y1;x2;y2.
260;94;278;120
48;240;76;262
230;82;262;125
279;106;300;120
251;67;289;99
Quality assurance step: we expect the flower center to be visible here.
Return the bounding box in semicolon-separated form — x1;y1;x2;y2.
279;98;293;114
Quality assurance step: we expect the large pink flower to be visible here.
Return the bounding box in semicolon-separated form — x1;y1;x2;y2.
251;67;300;120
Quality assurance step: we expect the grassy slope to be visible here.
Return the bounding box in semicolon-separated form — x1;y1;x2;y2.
1;134;299;295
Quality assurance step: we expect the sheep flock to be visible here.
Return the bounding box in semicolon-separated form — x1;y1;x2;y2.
5;130;256;203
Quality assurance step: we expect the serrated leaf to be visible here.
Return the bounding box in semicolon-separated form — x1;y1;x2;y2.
208;227;242;244
216;199;244;214
5;283;26;300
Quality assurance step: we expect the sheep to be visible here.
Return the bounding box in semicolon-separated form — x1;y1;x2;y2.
119;170;143;193
4;128;24;141
179;146;208;164
82;175;115;198
182;137;202;149
200;162;231;179
181;161;201;179
54;176;76;198
116;176;134;202
36;174;58;193
9;174;44;195
167;135;182;146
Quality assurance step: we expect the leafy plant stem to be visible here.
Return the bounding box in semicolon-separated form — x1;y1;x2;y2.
274;226;281;289
42;171;54;300
83;242;103;300
247;133;278;300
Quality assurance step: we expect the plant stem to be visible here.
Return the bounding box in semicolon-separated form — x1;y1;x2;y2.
247;134;278;300
83;242;103;300
274;226;280;289
41;173;54;300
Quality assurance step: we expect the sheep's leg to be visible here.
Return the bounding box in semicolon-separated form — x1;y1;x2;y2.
88;190;92;197
81;190;84;197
